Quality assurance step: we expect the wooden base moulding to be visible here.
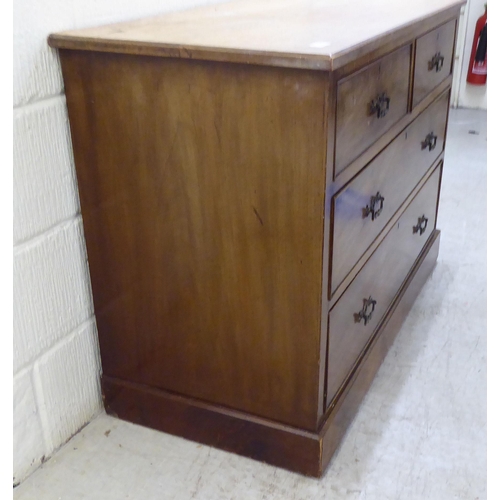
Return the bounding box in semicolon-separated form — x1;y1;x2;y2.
102;230;440;478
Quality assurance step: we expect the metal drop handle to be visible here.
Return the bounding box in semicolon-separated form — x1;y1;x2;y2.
354;296;377;326
362;192;385;221
370;92;390;118
421;132;438;151
428;52;445;72
413;215;429;236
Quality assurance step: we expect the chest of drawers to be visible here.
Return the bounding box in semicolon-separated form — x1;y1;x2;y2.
49;0;464;477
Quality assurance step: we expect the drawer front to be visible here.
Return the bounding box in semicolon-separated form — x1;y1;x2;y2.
335;45;411;176
326;165;441;407
413;20;456;106
330;90;449;297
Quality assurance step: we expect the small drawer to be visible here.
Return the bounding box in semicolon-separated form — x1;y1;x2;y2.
325;165;441;407
413;20;456;107
330;90;449;297
335;45;411;176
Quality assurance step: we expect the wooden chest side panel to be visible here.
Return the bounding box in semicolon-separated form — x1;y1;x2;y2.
60;50;329;430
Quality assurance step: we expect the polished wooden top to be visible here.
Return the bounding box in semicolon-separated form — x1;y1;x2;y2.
49;0;464;70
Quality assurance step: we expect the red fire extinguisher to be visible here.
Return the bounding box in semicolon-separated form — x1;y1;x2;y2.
467;5;487;85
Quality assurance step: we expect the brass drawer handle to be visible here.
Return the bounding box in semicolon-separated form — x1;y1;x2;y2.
413;215;429;235
428;52;445;72
362;192;385;221
369;92;390;118
421;132;438;151
354;296;377;326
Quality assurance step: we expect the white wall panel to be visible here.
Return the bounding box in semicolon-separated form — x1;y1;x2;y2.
13;368;46;485
14;218;93;373
33;320;102;452
14;97;79;244
13;0;73;106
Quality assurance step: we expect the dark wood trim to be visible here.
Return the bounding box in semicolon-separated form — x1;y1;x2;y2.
435;163;444;233
317;72;337;424
450;18;459;76
322;313;332;414
442;84;453;155
409;41;418;111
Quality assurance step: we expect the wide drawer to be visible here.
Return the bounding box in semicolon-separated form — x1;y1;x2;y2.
325;165;441;407
335;45;411;176
413;20;456;107
330;90;449;297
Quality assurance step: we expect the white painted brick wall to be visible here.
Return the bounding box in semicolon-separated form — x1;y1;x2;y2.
13;218;93;373
33;320;102;452
13;97;79;244
13;0;226;486
13;368;45;482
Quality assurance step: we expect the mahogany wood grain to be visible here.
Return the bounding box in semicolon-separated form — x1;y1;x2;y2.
413;19;457;106
330;91;449;296
48;0;464;71
320;230;441;473
335;45;411;175
326;165;441;407
60;50;329;431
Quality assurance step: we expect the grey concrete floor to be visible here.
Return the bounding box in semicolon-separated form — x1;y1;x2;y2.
14;108;487;500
